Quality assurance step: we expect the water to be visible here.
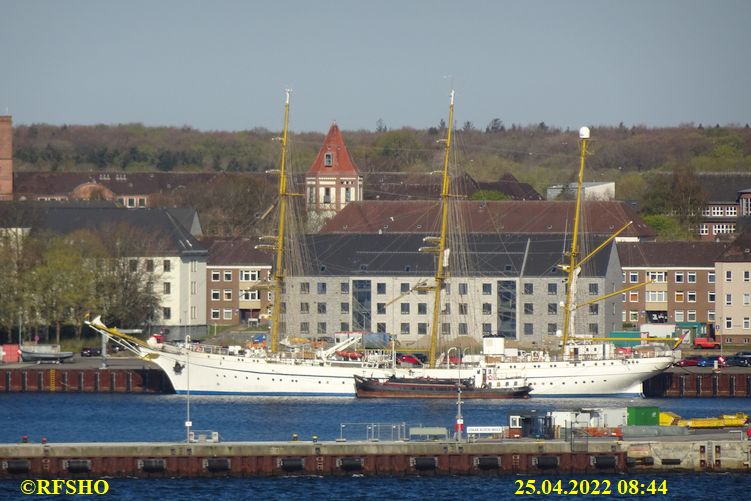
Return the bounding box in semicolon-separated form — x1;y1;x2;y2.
1;394;750;499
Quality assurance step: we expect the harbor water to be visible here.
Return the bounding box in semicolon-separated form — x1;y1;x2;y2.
2;394;751;498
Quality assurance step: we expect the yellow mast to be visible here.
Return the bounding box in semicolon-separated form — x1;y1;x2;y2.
424;90;455;368
258;90;292;353
561;126;589;347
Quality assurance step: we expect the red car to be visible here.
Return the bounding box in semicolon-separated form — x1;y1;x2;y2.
674;356;703;367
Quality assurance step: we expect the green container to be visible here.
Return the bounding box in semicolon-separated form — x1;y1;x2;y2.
607;331;641;347
627;406;660;426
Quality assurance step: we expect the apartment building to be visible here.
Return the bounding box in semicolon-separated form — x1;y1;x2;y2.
715;229;751;344
617;241;727;330
202;237;272;327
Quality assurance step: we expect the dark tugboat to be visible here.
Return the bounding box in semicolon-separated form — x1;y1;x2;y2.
354;374;531;399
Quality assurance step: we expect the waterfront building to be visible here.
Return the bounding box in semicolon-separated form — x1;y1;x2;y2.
281;233;623;348
714;228;751;344
201;237;272;328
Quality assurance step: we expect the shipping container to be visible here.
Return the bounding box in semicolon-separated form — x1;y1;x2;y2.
627;406;660;426
1;344;20;363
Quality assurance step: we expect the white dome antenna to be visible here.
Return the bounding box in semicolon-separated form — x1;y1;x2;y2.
579;126;590;139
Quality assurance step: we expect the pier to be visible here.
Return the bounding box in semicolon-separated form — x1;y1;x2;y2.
1;433;749;477
644;367;751;398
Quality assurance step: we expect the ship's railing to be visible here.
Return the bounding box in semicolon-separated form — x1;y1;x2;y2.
337;422;408;442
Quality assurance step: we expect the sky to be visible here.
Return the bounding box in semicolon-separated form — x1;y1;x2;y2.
1;0;750;133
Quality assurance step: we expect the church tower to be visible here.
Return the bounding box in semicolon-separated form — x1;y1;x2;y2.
0;116;12;200
305;122;362;231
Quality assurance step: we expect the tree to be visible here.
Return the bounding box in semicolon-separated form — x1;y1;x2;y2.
485;118;504;133
669;166;706;235
469;190;510;201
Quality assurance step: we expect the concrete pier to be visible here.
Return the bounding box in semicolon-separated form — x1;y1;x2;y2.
1;434;749;477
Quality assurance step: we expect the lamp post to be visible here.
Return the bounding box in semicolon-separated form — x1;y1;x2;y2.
185;334;192;443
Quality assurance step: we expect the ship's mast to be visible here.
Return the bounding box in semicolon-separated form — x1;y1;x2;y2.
424;90;455;368
561;126;589;347
258;90;292;353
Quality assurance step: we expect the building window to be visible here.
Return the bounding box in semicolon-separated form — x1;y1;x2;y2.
629;311;638;322
400;283;410;294
163;307;171;320
376;323;386;333
340;302;349;314
300;322;309;334
211;289;220;300
400;303;410;315
341;322;350;332
523;323;533;336
589;283;599;295
211;309;220;320
708;291;715;303
629;272;638;283
708;272;715;284
629;291;639;302
317;282;327;294
548;303;557;315
459;283;468;295
458;303;468;315
164;260;171;272
726;271;733;282
482;323;492;335
400;323;410;335
675;291;684;302
458;323;468;335
482;303;492;315
725;317;733;329
223;309;233;320
300;302;309;314
211;270;221;281
674;272;684;283
744;318;750;330
442;303;450;314
317;322;327;335
145;259;154;272
482;283;492;295
675;310;684;322
340;282;349;294
548;283;557;295
418;303;427;315
224;270;232;281
376;303;386;314
164;282;171;295
377;283;386;294
300;282;310;294
687;310;697;322
648;272;666;283
589;304;598;315
699;224;708;235
708;310;715;322
725;294;732;306
418;323;428;335
687;291;696;303
317;303;327;314
647;291;666;302
745;271;750;282
687;272;696;284
523;283;533;295
744;293;750;305
441;323;451;336
588;323;599;335
324;152;333;166
524;303;533;314
223;290;232;301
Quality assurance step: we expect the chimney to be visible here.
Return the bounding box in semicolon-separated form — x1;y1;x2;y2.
0;116;12;200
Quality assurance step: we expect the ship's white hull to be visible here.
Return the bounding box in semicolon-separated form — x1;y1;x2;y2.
142;347;673;397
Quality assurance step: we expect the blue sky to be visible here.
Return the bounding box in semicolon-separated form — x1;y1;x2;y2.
1;0;749;132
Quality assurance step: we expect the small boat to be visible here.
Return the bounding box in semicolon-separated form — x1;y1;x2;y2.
354;374;531;399
20;348;74;364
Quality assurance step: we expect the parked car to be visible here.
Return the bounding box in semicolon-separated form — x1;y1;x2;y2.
735;351;751;358
674;355;703;367
724;356;751;367
697;356;726;368
80;346;102;357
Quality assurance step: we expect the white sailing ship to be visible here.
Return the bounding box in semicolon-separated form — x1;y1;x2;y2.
86;93;675;396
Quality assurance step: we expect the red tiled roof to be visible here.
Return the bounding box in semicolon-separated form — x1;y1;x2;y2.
305;123;359;176
318;200;656;238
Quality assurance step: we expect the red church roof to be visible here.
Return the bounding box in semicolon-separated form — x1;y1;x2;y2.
306;123;360;176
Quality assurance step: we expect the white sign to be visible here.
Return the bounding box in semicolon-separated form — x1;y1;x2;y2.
467;426;505;434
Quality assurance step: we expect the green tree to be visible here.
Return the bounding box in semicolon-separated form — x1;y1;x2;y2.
469;190;511;201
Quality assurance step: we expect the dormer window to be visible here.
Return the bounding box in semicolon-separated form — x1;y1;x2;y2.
324;152;333;167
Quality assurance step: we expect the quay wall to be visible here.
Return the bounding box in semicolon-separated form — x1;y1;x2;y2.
0;368;172;394
1;439;749;477
644;369;751;398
